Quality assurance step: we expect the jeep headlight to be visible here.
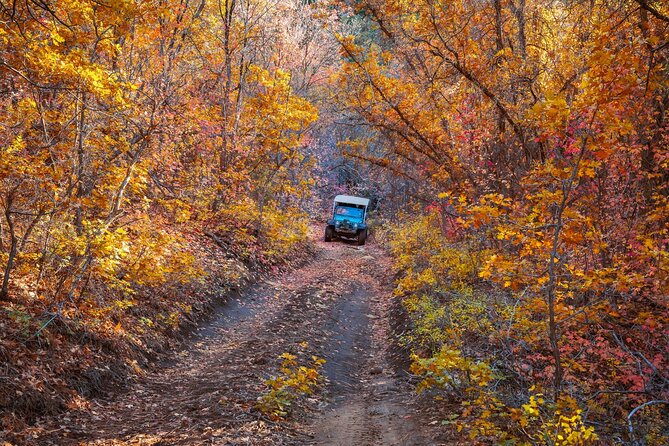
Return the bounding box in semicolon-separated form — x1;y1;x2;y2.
353;223;358;228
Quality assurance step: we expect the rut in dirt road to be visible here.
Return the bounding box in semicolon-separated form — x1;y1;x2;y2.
306;249;431;446
32;236;439;446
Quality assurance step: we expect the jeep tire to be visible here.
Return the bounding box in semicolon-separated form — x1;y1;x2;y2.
324;226;334;242
357;228;367;246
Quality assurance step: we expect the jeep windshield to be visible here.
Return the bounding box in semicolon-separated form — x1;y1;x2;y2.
334;205;364;222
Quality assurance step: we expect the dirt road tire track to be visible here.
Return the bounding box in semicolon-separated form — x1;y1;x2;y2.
30;233;442;445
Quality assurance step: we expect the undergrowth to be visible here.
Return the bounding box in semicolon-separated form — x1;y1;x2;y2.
0;216;312;440
382;211;668;445
256;352;326;419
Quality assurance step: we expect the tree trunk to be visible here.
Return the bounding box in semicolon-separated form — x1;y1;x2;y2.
493;0;506;135
74;90;87;235
1;196;17;301
219;0;237;184
510;0;527;59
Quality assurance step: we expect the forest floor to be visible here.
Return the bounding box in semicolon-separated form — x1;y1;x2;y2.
22;228;450;445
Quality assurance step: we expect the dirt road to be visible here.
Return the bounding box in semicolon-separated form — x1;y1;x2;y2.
32;233;441;445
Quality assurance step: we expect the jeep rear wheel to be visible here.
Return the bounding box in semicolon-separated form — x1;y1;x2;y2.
324;226;334;242
357;229;367;246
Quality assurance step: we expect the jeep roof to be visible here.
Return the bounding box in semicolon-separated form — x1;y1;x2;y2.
334;195;370;207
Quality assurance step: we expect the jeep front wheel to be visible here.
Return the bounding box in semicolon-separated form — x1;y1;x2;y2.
357;229;367;246
324;226;334;242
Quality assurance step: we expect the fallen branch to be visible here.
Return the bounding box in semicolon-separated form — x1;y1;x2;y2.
204;230;231;252
628;400;669;443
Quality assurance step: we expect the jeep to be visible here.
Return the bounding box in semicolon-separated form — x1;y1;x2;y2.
324;195;369;246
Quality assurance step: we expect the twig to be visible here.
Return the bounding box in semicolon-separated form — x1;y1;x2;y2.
628;400;669;442
204;230;231;251
246;410;315;437
611;331;669;384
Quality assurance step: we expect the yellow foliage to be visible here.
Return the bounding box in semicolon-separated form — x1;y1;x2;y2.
516;394;599;445
411;347;493;393
256;353;325;418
